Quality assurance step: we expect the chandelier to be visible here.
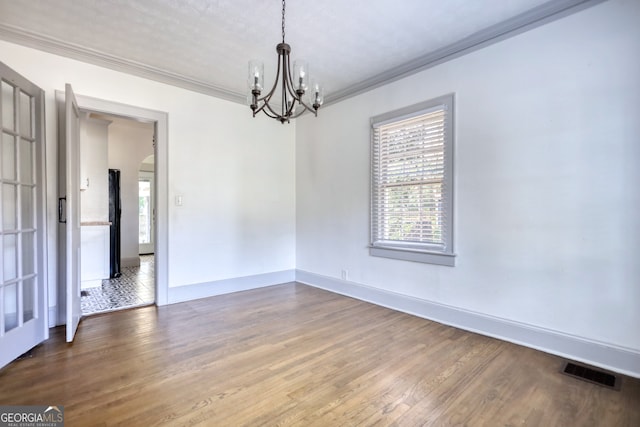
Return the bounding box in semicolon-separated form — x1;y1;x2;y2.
248;0;323;123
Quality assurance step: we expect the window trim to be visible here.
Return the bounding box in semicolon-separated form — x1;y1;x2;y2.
369;94;455;266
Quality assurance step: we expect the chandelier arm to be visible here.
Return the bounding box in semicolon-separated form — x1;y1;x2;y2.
253;91;285;118
258;50;284;103
261;84;290;119
283;53;304;117
254;89;276;113
261;98;295;123
295;99;317;115
252;86;277;116
283;53;301;102
261;108;280;120
256;89;274;104
288;107;312;119
282;52;288;117
262;99;284;119
251;101;269;116
283;82;294;118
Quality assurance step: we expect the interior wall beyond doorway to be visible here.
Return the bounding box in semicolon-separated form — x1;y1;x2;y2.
106;117;154;267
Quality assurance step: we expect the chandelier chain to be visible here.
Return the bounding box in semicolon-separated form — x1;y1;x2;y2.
281;0;286;43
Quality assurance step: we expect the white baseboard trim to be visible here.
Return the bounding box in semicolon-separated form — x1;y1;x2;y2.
168;269;296;305
296;269;640;379
48;305;58;328
81;279;102;289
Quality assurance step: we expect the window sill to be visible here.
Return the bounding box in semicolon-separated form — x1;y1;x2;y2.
369;246;456;267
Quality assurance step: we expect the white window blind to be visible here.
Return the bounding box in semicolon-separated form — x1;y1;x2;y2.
370;95;454;265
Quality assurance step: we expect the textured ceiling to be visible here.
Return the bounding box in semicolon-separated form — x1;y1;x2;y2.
0;0;603;105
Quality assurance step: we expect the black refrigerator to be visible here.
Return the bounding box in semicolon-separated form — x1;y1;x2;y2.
109;169;122;278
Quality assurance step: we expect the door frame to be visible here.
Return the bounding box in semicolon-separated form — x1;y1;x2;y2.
57;93;168;310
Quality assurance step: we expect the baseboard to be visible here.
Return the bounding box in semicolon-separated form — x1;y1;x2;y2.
121;257;140;268
296;269;640;378
168;269;296;305
81;279;102;289
48;305;58;328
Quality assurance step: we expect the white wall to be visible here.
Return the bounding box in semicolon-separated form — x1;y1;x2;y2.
107;118;154;265
79;116;109;222
0;40;296;313
296;0;640;355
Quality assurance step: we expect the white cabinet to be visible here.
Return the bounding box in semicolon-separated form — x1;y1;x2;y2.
80;224;110;289
79;115;111;289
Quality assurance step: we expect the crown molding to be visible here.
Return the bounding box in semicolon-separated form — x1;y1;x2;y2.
324;0;607;105
0;0;606;107
0;23;246;104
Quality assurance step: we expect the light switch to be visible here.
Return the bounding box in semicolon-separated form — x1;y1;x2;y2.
80;177;89;190
175;195;183;206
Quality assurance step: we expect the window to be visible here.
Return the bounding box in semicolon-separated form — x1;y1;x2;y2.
370;94;455;266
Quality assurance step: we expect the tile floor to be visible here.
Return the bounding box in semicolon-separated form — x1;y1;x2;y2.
81;255;155;315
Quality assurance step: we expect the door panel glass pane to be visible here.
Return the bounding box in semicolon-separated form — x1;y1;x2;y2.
21;185;34;229
2;183;17;230
19;91;32;137
3;234;17;281
19;138;33;184
22;232;35;275
2;132;16;181
4;283;18;332
1;81;15;131
23;277;35;323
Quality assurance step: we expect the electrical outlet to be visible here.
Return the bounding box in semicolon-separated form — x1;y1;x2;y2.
341;269;348;280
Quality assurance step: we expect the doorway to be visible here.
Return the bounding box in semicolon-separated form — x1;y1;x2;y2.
57;92;168;329
78;113;156;315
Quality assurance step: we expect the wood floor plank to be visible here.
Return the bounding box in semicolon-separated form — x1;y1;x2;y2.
0;283;638;426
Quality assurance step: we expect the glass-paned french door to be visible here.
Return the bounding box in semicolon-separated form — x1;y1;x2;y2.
0;61;46;369
1;76;37;333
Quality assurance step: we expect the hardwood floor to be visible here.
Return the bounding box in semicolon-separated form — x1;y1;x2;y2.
1;283;638;426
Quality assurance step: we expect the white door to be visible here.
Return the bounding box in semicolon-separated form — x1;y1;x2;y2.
57;84;81;342
0;62;48;369
138;170;154;255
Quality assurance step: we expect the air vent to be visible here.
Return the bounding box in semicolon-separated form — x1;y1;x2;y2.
561;361;621;390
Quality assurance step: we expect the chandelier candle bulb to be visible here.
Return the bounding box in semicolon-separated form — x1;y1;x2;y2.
293;60;309;92
247;61;263;91
310;80;324;109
